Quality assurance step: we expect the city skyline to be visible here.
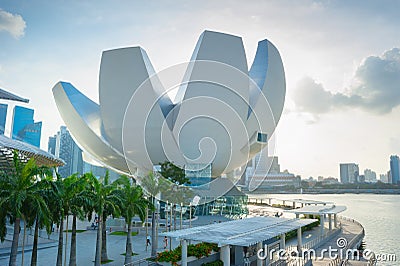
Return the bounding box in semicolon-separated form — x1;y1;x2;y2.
1;1;400;178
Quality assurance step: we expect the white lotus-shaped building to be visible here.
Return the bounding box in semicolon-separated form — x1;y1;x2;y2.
53;30;285;200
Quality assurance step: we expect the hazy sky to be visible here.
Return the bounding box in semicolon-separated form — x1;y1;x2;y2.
1;0;400;179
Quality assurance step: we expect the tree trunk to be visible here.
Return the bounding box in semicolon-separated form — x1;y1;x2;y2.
21;218;26;266
101;213;108;262
9;217;20;266
30;218;39;266
69;214;77;266
56;218;64;266
64;215;69;266
151;197;157;257
94;215;102;266
124;218;132;265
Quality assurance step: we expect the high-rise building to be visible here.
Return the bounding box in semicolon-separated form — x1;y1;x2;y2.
380;173;388;183
52;126;83;178
387;170;392;184
48;135;57;155
11;106;42;147
49;126;119;180
390;155;400;184
0;103;7;135
364;169;377;183
339;163;359;183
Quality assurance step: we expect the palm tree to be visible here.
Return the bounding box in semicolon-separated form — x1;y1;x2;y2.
115;175;150;264
0;152;48;266
140;171;164;257
84;172;122;266
52;173;88;266
99;171;122;262
27;167;56;266
52;173;65;266
66;173;93;266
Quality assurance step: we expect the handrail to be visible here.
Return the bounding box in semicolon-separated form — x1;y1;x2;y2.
124;258;157;266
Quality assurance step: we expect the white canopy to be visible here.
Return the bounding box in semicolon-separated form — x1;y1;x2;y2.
162;216;317;247
286;205;347;215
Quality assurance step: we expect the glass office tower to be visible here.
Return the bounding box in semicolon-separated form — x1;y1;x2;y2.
0;104;7;135
12;106;42;147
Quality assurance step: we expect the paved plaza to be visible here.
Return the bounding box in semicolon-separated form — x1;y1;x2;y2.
0;215;232;266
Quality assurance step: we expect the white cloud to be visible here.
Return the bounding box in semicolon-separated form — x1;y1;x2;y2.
0;9;26;39
293;48;400;115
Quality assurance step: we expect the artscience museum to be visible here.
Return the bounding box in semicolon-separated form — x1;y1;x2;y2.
53;30;286;203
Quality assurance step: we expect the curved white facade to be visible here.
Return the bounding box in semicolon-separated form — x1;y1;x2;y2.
52;30;286;200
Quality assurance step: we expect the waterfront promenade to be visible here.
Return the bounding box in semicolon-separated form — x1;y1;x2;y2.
0;206;368;266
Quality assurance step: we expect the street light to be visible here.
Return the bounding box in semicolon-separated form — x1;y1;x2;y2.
180;202;183;230
166;200;169;232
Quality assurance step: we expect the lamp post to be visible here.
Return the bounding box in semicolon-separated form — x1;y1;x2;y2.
180;202;183;230
166;200;169;232
145;206;148;252
189;202;192;229
170;203;173;251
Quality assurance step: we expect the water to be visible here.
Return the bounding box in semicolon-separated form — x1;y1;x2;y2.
250;193;400;264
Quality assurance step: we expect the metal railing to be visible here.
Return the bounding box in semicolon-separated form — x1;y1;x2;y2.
124;258;157;266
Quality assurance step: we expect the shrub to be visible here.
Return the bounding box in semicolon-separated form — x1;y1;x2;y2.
156;242;218;264
202;260;223;266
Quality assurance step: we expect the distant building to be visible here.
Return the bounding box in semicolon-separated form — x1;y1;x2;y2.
0;103;7;134
50;126;83;178
340;163;359;183
48;135;57;155
364;169;377;183
322;177;339;184
250;173;301;189
387;170;392;184
380;173;388;183
11;106;42;147
82;162;119;180
389;155;400;184
49;126;119;180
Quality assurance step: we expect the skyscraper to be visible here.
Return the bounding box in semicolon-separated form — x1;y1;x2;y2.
48;135;57;155
49;126;119;180
340;163;359;183
0;103;7;135
390;155;400;184
11;106;42;147
364;169;377;183
51;126;83;178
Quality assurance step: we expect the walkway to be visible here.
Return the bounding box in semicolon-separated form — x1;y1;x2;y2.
302;217;368;266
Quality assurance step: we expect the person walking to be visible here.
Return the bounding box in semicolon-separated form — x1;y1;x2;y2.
163;236;168;249
146;235;151;246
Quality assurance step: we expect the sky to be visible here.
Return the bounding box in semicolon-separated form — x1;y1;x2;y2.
1;0;400;179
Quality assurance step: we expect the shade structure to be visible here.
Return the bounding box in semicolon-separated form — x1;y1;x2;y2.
161;216;317;247
0;88;29;103
0;134;64;171
291;199;333;205
286;205;347;215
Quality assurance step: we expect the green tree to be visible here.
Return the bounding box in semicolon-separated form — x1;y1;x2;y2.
27;167;56;266
99;171;122;262
115;175;151;264
66;173;93;266
140;171;166;257
84;172;122;266
0;152;48;266
159;161;190;185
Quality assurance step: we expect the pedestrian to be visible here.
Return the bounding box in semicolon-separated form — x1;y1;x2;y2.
163;236;168;249
146;235;151;246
